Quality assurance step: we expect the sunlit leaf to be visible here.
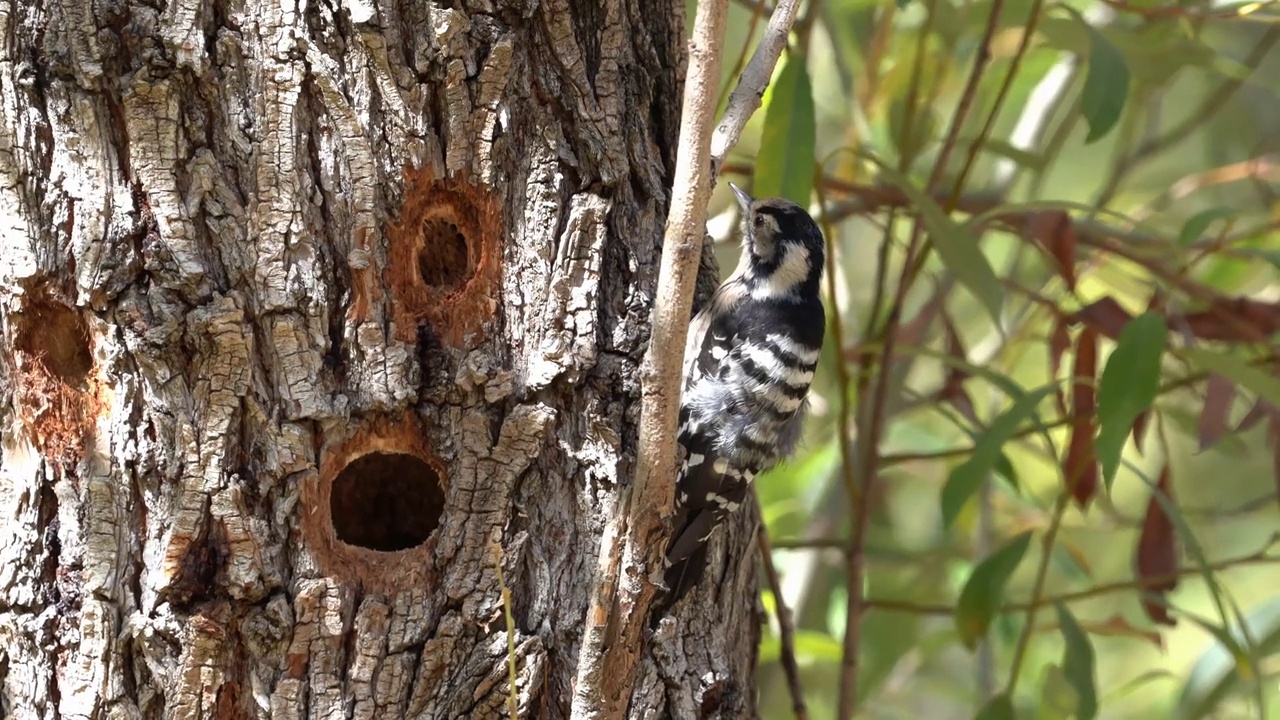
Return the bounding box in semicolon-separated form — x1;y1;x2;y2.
759;628;842;666
1056;603;1098;720
1176;597;1280;720
1178;208;1237;248
972;137;1046;170
975;691;1015;720
1181;347;1280;409
754;52;816;205
1096;312;1167;485
873;162;1004;325
1078;18;1130;143
942;385;1059;527
956;531;1033;650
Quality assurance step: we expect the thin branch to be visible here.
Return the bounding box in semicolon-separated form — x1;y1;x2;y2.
1005;494;1069;696
838;2;1009;718
865;547;1280;617
569;0;729;715
757;503;810;720
709;0;802;174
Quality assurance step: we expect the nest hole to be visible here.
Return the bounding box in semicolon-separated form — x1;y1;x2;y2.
330;452;445;552
418;216;472;290
17;302;92;383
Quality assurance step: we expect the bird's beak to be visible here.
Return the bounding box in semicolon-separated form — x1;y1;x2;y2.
729;182;754;213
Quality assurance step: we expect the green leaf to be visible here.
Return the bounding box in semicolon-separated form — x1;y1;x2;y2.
1095;312;1167;485
1181;347;1280;409
1056;603;1098;720
754;52;816;205
1077;18;1130;143
1178;208;1237;247
1036;665;1079;720
873;162;1003;325
941;385;1058;527
1176;597;1280;720
758;628;843;666
955;531;1033;650
976;691;1016;720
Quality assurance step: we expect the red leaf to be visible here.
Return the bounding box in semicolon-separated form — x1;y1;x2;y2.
1135;465;1178;627
1063;423;1099;507
1197;373;1235;452
1071;297;1134;340
1181;298;1280;342
1064;328;1099;506
1025;210;1077;290
1237;397;1277;435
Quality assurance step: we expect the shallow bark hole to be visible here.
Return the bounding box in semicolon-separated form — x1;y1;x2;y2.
17;302;92;382
330;452;445;551
418;216;472;289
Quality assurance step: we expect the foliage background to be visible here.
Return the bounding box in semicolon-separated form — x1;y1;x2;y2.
701;0;1280;718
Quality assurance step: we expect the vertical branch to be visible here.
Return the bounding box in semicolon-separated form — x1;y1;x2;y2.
710;0;802;174
756;499;810;720
839;3;1009;718
571;1;729;716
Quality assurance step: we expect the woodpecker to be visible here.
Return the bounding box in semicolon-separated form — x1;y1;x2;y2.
656;182;826;617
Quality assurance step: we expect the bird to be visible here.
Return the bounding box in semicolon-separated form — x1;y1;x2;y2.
654;182;826;619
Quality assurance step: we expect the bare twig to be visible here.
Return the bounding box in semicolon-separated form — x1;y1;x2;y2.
569;1;729;716
865;546;1280;616
838;3;1009;718
709;0;802;174
757;501;810;720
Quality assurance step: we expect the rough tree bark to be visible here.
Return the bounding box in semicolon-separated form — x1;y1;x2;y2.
0;0;762;718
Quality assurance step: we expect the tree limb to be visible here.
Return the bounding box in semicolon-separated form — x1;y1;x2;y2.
570;0;730;716
709;0;801;175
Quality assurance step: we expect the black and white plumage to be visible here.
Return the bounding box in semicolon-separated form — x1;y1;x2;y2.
657;183;826;615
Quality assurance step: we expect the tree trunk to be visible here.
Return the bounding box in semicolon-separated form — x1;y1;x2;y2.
0;0;760;718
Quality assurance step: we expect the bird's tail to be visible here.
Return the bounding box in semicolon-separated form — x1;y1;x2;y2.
649;544;710;627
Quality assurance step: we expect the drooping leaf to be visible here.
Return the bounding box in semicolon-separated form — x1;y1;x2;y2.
1064;327;1099;506
1036;665;1079;720
1197;373;1235;452
888;95;938;163
1071;297;1134;340
1182;347;1280;408
754;52;816;205
1178;208;1237;248
873;162;1004;325
1135;465;1178;627
955;531;1033;649
975;692;1016;720
1235;396;1274;434
1056;603;1098;720
1078;20;1130;143
1180;298;1280;342
1024;210;1077;289
1096;312;1167;485
1176;597;1280;720
942;386;1059;527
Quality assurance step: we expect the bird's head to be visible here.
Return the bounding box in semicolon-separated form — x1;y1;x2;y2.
729;183;825;300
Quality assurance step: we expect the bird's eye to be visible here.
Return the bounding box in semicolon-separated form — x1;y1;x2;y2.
753;214;766;228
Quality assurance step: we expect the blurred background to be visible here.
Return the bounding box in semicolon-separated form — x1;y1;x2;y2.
700;0;1280;718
